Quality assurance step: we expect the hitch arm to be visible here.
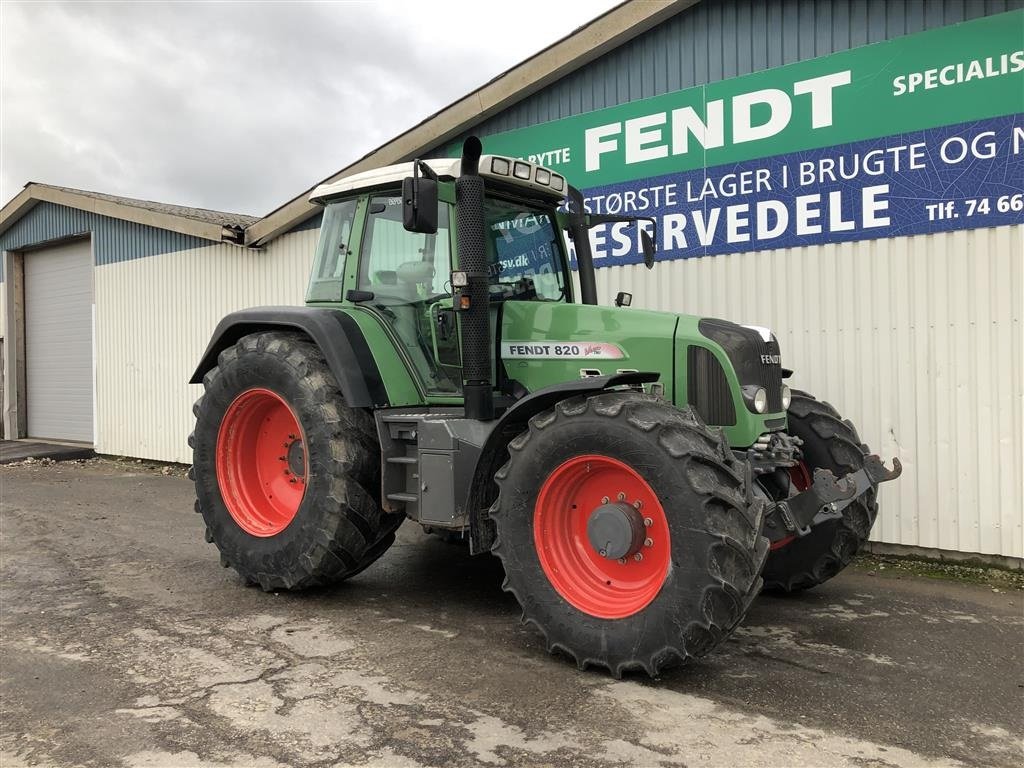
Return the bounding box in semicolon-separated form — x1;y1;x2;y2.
767;455;902;540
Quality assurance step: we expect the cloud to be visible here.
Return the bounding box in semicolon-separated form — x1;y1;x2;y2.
1;0;621;216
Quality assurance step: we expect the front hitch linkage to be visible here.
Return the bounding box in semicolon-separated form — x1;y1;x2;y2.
768;455;903;539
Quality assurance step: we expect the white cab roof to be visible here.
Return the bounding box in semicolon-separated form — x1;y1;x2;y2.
309;155;566;204
310;158;461;203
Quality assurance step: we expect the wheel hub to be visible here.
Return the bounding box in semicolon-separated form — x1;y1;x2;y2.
587;501;645;560
286;438;305;478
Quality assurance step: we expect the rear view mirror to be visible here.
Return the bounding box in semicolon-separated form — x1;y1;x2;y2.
402;160;438;234
640;230;656;270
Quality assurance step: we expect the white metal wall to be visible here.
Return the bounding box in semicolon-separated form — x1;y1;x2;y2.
595;225;1023;560
93;228;318;464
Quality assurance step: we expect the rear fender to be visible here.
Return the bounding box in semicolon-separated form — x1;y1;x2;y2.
189;307;389;408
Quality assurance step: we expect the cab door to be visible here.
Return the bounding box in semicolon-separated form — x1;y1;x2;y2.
355;193;461;394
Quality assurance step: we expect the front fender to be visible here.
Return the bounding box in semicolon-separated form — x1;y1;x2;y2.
189;307;388;408
465;371;660;553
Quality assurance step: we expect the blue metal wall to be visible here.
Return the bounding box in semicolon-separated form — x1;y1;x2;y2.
441;0;1022;151
0;201;215;278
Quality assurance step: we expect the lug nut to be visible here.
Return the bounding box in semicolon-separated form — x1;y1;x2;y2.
634;552;643;562
633;500;643;510
601;496;609;504
617;492;626;501
599;548;607;557
643;517;653;527
644;538;653;547
617;558;626;565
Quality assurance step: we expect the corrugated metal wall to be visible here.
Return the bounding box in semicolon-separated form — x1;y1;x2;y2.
93;229;317;463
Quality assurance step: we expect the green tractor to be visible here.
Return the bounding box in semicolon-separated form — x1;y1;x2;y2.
190;137;900;676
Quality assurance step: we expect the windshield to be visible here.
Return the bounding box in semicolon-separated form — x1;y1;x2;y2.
485;199;567;302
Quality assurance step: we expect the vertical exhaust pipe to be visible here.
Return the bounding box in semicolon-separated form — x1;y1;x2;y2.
455;137;494;421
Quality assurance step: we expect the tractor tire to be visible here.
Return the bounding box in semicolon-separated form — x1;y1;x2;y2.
189;331;402;591
490;392;768;677
761;390;877;592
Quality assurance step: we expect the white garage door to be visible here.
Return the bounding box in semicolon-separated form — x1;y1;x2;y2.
25;239;94;443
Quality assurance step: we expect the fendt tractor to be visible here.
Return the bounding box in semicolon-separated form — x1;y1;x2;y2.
189;137;900;676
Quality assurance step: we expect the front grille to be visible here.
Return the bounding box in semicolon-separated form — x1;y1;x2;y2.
698;318;784;412
687;346;736;426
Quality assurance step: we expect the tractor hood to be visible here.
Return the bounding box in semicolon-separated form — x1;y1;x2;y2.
500;301;787;448
499;301;678;394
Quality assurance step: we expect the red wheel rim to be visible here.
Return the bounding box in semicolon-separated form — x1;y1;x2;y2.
789;460;812;492
216;388;307;537
533;455;671;619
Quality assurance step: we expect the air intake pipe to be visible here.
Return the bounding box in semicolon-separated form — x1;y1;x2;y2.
455;137;494;421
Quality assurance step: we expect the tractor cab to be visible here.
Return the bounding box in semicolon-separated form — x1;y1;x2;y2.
305;148;666;416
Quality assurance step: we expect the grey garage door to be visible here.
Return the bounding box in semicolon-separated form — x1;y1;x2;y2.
25;238;94;443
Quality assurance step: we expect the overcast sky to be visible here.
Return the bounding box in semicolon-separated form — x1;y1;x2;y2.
1;0;621;216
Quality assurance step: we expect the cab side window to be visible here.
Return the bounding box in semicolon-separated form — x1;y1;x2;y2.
307;199;359;302
358;195;458;393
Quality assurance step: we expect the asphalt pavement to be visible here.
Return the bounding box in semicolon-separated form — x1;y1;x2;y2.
1;459;1021;768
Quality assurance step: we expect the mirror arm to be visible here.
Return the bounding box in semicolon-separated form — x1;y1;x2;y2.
587;213;658;240
409;159;439;224
586;212;658;270
566;186;598;306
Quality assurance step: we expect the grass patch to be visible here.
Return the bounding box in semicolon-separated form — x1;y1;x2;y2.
852;553;1024;591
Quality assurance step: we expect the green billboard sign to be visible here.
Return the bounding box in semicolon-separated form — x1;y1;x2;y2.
466;10;1024;189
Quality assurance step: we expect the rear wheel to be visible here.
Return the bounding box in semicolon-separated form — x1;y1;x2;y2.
491;392;768;677
762;390;877;592
190;331;402;590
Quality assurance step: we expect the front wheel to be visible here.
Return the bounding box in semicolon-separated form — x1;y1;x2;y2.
190;331;401;590
761;390;877;592
491;393;768;677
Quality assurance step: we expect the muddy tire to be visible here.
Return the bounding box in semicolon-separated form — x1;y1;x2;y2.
762;390;877;592
189;331;401;590
491;392;768;677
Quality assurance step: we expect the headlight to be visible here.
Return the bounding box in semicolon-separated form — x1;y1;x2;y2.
781;385;792;410
753;388;768;413
742;385;768;414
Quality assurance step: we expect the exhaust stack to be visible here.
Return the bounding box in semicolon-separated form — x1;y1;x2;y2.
454;137;494;421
